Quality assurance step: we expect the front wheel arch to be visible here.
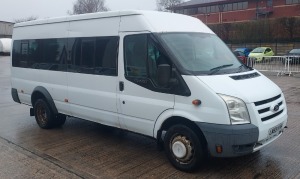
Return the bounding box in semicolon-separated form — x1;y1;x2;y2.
157;117;207;151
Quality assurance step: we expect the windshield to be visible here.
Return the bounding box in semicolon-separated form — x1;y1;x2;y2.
251;47;265;53
289;49;300;54
158;33;248;75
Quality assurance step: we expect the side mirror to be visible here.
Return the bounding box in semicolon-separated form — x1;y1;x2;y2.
157;64;171;87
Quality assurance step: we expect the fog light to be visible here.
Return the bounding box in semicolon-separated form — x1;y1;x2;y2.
216;145;223;153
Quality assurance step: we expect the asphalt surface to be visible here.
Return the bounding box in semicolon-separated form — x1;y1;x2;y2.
0;56;300;178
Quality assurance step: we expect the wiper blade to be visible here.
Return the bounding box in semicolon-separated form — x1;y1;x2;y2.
209;64;233;75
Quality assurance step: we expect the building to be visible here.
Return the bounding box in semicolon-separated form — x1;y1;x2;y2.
0;21;14;38
172;0;300;24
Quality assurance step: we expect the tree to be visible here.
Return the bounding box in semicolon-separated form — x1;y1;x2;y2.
156;0;184;12
14;16;38;23
68;0;109;15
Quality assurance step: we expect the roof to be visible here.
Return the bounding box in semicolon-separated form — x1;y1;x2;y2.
14;10;143;28
0;21;14;24
12;10;215;36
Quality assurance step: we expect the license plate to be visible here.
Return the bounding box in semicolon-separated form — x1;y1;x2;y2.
268;123;283;136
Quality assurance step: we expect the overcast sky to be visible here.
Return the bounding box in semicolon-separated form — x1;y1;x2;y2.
0;0;157;22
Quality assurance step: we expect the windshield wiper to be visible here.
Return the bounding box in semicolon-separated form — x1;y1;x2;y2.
208;64;233;75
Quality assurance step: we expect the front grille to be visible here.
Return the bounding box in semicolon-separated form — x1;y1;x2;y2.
254;94;285;122
261;110;284;122
254;94;281;106
258;101;283;114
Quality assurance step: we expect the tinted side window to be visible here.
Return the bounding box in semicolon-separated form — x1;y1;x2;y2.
124;34;172;89
13;36;118;76
70;36;118;76
95;37;118;76
13;38;67;71
39;39;67;71
124;34;147;78
12;40;23;67
12;39;43;68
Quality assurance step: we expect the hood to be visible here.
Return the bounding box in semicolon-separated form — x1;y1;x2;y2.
196;70;282;103
286;53;300;57
249;53;263;57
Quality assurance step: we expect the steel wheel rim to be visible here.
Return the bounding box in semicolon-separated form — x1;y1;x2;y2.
170;134;194;164
36;104;47;126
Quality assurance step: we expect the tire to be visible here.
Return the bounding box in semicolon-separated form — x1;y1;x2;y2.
164;124;205;172
34;99;56;129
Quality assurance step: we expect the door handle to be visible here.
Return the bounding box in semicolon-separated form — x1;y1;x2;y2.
119;81;124;91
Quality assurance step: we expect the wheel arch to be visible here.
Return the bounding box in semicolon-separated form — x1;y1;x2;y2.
154;110;207;147
31;86;58;115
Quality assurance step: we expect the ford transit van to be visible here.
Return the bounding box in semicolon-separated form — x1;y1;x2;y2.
11;10;288;171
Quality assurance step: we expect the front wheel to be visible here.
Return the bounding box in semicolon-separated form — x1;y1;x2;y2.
164;125;205;172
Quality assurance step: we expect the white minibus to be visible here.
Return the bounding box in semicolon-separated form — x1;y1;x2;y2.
11;10;288;172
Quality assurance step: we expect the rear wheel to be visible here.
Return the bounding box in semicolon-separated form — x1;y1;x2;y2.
34;99;66;129
164;124;205;172
34;99;56;129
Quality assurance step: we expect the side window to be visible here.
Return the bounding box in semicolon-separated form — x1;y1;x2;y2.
16;39;43;68
69;38;95;74
95;37;118;76
124;34;147;78
148;38;170;87
124;34;171;88
39;39;67;71
12;40;23;67
81;39;95;69
70;36;118;76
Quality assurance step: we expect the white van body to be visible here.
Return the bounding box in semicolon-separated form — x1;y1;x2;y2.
11;10;288;171
0;38;12;54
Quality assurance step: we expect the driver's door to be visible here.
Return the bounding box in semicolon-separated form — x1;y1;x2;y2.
117;32;175;137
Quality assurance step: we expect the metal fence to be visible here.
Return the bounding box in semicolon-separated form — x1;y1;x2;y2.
245;56;300;76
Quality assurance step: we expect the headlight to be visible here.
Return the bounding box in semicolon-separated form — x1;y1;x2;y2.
219;94;250;125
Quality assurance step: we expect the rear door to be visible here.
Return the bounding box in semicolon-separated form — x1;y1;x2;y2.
117;32;175;136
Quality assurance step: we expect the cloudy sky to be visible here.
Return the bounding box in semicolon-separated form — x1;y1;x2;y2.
0;0;157;22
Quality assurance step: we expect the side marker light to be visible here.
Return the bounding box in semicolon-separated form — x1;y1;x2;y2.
192;99;201;106
216;145;223;153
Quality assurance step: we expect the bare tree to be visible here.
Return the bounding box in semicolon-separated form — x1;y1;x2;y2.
14;16;38;23
68;0;109;15
156;0;183;12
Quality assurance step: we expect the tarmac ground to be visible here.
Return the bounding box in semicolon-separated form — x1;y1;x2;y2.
0;56;300;178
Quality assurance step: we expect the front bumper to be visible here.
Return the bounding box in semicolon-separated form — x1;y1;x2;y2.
196;122;259;157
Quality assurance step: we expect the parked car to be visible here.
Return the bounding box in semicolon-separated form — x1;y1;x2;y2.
234;48;252;57
233;51;247;64
248;47;274;62
285;49;300;64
